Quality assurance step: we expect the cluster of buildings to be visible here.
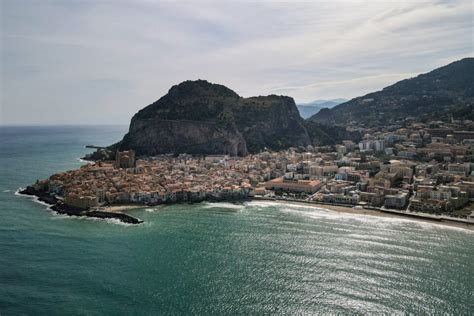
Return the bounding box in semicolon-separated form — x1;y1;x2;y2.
32;118;474;218
255;118;474;217
33;152;271;209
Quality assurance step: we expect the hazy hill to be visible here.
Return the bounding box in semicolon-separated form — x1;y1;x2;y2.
309;58;474;126
296;99;347;119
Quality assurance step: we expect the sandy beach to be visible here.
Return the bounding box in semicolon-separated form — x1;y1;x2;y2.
252;198;474;231
96;204;145;213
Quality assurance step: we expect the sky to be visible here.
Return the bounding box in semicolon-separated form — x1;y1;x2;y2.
1;0;473;125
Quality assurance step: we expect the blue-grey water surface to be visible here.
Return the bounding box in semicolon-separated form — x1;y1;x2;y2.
0;126;473;314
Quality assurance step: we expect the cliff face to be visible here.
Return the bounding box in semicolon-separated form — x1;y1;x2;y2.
116;80;311;156
121;118;247;156
234;95;311;152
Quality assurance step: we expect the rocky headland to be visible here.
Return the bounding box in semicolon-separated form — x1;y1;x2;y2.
18;186;143;224
109;80;312;156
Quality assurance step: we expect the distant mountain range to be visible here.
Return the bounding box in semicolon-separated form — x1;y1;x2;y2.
93;57;473;158
310;58;474;126
296;99;347;119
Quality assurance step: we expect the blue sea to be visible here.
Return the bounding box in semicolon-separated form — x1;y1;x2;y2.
0;126;473;314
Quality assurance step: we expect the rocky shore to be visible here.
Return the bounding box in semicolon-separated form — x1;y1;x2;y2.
18;186;143;225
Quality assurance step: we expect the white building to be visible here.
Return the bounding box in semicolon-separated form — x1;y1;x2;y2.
358;140;373;152
374;140;385;152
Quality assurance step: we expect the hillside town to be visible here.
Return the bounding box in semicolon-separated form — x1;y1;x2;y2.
30;118;474;221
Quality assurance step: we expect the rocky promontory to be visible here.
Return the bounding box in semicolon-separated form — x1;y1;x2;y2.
112;80;311;156
18;186;143;224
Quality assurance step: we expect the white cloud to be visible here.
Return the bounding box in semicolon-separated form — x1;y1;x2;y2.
1;0;472;124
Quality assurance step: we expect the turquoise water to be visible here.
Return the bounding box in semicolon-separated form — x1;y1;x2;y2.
0;126;473;314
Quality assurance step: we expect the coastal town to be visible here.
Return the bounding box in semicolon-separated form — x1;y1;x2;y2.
26;117;474;224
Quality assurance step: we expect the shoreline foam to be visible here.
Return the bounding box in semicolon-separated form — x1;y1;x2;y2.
77;157;94;164
250;198;474;231
15;187;53;210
